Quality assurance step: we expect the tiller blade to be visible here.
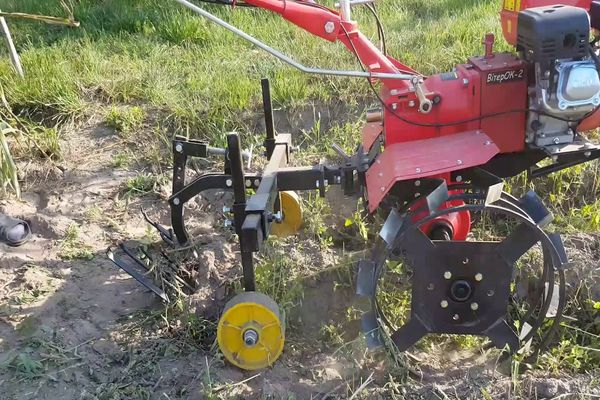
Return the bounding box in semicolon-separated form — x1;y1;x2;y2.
358;184;568;357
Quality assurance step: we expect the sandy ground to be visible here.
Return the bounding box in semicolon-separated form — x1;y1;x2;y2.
0;116;599;399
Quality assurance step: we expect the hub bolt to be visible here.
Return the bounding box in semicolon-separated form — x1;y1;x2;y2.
243;329;259;347
475;273;483;281
175;143;183;153
324;21;335;34
470;302;479;311
440;300;448;308
427;283;435;291
444;271;452;280
453;314;460;321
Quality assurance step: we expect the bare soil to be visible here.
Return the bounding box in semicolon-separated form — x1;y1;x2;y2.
0;115;599;399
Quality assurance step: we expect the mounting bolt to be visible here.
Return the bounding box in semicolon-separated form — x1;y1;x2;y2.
453;314;460;321
427;283;435;291
226;179;232;187
487;289;495;297
462;257;469;264
552;155;558;162
455;175;463;182
175;143;183;153
245;179;252;188
553;137;560;145
485;140;492;146
173;197;180;206
444;271;452;280
408;100;416;107
272;211;283;223
457;159;463;165
316;180;320;188
440;300;448;308
475;273;483;281
223;206;231;213
254;179;260;187
585;151;592;158
462;78;469;86
324;21;335;34
224;219;233;228
470;302;479;311
392;103;398;110
243;329;259;347
415;168;421;173
415;180;421;187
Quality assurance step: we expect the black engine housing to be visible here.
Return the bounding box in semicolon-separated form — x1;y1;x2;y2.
517;5;589;63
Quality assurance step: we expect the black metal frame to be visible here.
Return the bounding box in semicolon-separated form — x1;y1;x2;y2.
168;78;367;292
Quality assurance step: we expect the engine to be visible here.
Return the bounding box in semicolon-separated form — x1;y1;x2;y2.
517;5;600;147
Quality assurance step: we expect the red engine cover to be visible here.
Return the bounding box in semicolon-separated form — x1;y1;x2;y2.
381;52;527;154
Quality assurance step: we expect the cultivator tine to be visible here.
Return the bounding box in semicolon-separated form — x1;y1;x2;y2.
141;208;175;247
424;179;449;215
390;318;428;352
106;246;169;302
483;320;519;353
379;208;405;248
356;260;377;297
548;233;570;268
518;190;553;228
362;310;384;349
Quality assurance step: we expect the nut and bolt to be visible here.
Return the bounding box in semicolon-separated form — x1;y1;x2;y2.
243;329;259;347
455;175;463;182
453;314;460;321
415;168;422;173
462;257;469;264
223;206;231;213
553;138;560;145
487;289;495;297
475;273;483;282
427;283;435;291
324;21;335;34
173;197;180;206
175;143;183;153
224;219;233;228
392;103;398;110
226;179;233;187
457;159;463;165
470;302;479;311
245;179;252;188
415;180;421;187
440;300;449;308
408;100;416;107
444;271;452;280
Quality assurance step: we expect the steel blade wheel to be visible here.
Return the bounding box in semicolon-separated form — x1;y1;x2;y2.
358;188;567;360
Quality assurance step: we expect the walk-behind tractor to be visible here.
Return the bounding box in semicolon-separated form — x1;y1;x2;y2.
109;0;600;370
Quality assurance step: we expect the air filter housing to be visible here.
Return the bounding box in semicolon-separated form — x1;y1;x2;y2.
517;5;590;63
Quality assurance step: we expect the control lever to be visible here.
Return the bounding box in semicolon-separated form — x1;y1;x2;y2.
411;76;433;114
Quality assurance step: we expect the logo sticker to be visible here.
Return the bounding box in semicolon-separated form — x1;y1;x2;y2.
486;69;525;84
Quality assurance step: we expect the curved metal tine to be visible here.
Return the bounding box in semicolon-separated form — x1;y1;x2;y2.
496;222;541;266
362;310;384;349
390;317;428;352
141;207;175;247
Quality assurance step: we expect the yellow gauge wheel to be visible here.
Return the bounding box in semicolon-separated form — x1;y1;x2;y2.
271;191;303;237
217;291;285;370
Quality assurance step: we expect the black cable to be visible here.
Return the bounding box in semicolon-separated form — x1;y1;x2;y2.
365;3;386;55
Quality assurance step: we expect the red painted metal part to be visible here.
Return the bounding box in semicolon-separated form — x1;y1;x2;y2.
361;121;382;152
365;130;500;213
414;195;472;241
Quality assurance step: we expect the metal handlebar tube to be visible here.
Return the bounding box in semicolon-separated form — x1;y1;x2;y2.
174;0;413;82
338;0;352;21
